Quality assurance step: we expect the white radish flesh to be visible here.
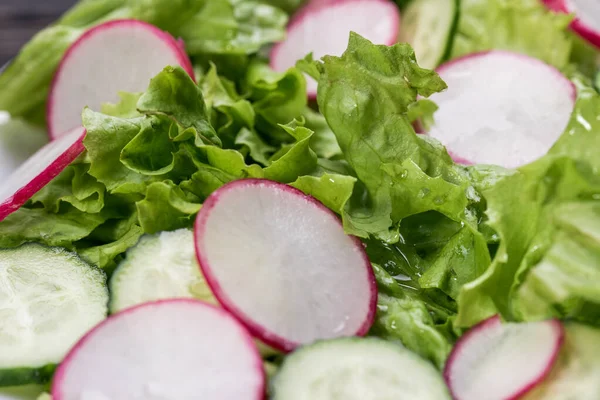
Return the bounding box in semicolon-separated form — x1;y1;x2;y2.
543;0;600;49
0;126;85;222
426;51;576;168
52;299;265;400
444;316;564;400
47;19;194;139
270;0;400;98
194;179;377;352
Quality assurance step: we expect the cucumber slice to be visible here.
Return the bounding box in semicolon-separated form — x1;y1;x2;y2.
0;244;108;386
0;384;46;400
109;229;215;313
594;69;600;94
398;0;458;69
271;337;451;399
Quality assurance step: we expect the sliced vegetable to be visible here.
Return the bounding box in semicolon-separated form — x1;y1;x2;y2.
194;179;377;352
426;51;576;168
271;337;451;399
0;127;85;222
0;244;108;386
543;0;600;49
523;323;600;400
51;299;265;400
398;0;457;69
47;19;194;138
444;316;564;400
109;228;215;313
270;0;400;98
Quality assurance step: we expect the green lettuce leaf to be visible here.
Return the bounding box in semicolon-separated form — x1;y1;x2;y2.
291;173;356;215
137;66;220;147
315;33;473;240
451;0;573;69
201;63;256;147
0;0;288;125
136;181;202;233
78;224;144;271
31;164;105;213
369;264;453;369
0;207;111;249
0;26;82;123
456;76;600;327
176;0;287;56
245;61;307;143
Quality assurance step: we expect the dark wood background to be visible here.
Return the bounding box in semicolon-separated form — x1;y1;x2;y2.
0;0;76;65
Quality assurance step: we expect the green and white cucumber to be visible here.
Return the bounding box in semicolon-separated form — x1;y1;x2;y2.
399;0;458;69
271;337;451;400
109;228;215;313
0;244;108;386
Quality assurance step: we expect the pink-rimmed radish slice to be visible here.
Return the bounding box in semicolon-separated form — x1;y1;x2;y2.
0;126;85;222
47;19;194;139
444;316;564;400
426;51;576;168
543;0;600;49
194;179;377;353
52;299;265;400
270;0;400;99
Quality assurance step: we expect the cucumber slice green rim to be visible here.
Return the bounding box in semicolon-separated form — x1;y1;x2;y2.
271;337;451;400
109;229;215;314
0;243;108;386
399;0;459;69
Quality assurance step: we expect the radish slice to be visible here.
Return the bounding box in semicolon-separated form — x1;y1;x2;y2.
52;299;265;400
194;179;377;352
444;316;564;400
543;0;600;49
426;51;576;168
47;19;194;139
0;126;85;222
270;0;400;98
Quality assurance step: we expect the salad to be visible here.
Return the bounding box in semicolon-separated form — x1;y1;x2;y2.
0;0;599;398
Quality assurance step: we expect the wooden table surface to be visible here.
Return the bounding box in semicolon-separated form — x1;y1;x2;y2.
0;0;76;65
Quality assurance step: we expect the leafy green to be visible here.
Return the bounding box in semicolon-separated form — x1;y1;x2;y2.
0;207;111;249
369;263;454;369
0;26;82;123
276;33;505;365
136;181;202;233
137;66;220;146
245;60;307;143
456;77;600;327
0;0;288;125
315;33;472;241
451;0;573;69
175;0;287;56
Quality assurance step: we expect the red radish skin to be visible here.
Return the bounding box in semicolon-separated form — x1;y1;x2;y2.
444;316;565;400
270;0;400;99
194;179;377;353
52;299;265;400
0;126;85;222
543;0;600;49
47;19;194;139
426;51;576;168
